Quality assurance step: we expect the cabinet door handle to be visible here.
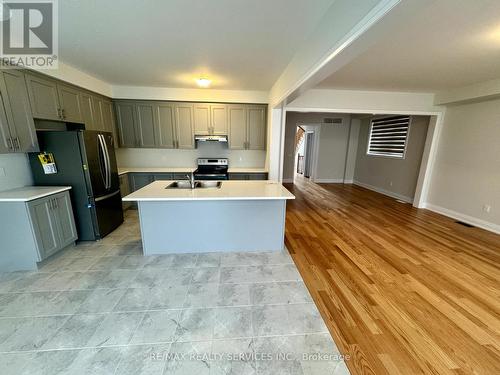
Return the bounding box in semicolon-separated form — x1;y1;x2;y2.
53;198;58;209
61;109;66;119
48;199;53;210
14;137;20;150
6;137;13;150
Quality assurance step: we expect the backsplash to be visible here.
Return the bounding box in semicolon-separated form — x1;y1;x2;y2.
115;142;266;168
0;154;33;192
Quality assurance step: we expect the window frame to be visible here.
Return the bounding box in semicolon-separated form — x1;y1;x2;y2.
366;115;412;159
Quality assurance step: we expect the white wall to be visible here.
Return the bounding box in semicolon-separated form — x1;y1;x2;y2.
0;154;33;192
354;116;430;202
116;142;265;169
426;98;500;232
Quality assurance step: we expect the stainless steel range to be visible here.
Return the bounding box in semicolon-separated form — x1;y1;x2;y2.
194;158;229;180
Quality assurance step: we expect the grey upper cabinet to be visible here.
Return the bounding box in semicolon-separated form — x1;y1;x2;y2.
79;92;95;130
57;84;83;123
193;103;227;135
211;105;227;135
25;72;111;127
227;104;266;150
92;95;104;129
193;103;210;135
0;94;13;153
228;105;247;150
174;103;195;149
155;103;176;148
25;73;61;121
0;70;38;153
247;106;266;150
113;100;264;150
135;102;156;148
100;99;118;146
115;101;138;147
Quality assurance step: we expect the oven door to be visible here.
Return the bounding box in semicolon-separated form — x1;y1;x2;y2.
194;173;228;181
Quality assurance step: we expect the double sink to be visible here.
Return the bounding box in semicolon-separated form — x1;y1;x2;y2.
166;181;222;189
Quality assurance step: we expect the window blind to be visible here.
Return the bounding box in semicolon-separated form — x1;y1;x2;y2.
367;116;410;158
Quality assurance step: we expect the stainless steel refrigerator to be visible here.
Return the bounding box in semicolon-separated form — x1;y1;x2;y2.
29;130;124;241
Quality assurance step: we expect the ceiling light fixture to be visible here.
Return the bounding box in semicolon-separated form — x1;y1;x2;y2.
196;78;211;88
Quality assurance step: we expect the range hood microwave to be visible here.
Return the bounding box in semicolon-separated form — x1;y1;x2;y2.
194;135;228;143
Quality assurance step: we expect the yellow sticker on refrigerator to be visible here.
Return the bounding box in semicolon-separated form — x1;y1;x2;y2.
37;153;58;174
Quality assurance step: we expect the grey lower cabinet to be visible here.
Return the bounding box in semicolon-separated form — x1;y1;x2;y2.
119;174;131;210
125;172;190;194
130;173;154;191
229;173;268;180
0;70;39;153
0;191;77;271
153;173;173;180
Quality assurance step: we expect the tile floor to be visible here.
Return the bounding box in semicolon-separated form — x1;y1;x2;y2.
0;210;350;374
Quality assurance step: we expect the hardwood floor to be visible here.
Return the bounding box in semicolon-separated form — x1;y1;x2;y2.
284;176;500;375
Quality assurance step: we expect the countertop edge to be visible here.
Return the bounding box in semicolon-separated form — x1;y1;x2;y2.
123;196;295;202
118;167;269;175
0;186;72;202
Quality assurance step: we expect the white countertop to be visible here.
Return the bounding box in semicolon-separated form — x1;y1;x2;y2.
0;186;72;202
123;180;294;201
118;167;268;175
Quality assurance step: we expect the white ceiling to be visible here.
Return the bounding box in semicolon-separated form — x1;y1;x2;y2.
316;0;500;92
59;0;334;90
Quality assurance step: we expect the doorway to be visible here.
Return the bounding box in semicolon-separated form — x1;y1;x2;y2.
293;125;320;183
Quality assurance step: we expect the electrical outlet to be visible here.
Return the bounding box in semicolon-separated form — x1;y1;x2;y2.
389;181;393;187
482;204;491;213
0;167;5;177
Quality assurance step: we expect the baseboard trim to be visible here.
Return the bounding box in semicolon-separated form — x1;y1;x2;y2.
423;203;500;235
314;178;345;183
282;178;294;183
353;180;414;203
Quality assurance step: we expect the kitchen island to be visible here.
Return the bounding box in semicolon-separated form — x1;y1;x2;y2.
123;180;294;254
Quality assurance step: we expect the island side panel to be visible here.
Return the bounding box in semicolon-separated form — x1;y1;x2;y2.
137;199;287;254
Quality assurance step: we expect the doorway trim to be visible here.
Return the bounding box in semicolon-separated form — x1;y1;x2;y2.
291;124;321;183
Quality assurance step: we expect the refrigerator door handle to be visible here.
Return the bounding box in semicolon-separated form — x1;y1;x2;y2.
97;134;107;188
103;135;112;190
94;189;120;202
98;134;110;190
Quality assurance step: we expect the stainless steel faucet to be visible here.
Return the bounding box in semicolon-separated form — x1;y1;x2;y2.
186;172;195;189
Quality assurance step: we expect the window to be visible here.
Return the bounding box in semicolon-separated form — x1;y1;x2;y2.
367;116;410;158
